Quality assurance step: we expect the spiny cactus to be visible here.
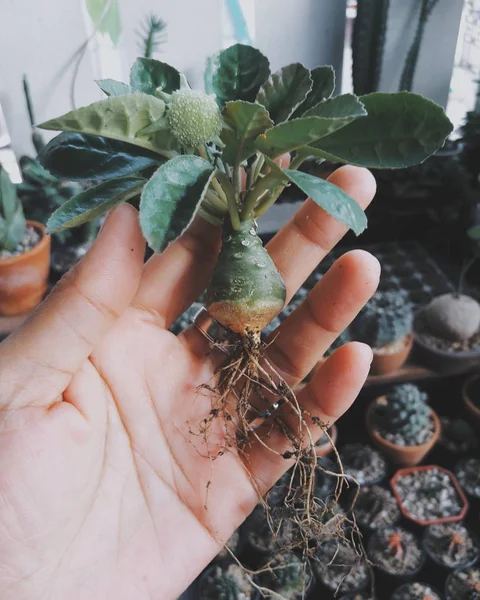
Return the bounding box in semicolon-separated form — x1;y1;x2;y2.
0;166;26;252
352;0;390;95
260;553;310;599
350;290;412;348
373;383;431;445
200;564;256;600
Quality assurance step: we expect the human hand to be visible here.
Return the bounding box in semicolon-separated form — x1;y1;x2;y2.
0;166;379;600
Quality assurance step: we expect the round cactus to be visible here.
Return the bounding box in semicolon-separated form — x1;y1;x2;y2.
373;383;431;446
424;293;480;342
349;290;412;349
167;89;222;148
199;564;256;600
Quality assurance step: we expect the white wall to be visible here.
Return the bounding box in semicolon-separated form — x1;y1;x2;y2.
380;0;464;107
255;0;346;85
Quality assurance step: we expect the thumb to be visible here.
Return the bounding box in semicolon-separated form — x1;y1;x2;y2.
0;203;145;409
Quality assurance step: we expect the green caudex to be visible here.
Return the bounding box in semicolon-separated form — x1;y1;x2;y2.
38;44;453;337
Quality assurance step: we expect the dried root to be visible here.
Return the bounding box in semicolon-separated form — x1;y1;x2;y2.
191;330;367;598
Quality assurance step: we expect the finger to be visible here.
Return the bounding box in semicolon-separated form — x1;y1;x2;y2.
266;165;376;301
244;342;373;495
0;204;145;408
266;250;380;384
133;216;221;328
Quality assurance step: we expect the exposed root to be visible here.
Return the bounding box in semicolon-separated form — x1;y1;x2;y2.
192;330;367;598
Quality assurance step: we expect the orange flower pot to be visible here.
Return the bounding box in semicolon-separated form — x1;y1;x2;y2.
0;221;50;316
366;398;441;467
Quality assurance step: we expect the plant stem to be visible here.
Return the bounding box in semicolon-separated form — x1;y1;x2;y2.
250;153;265;187
254;185;285;217
233;165;242;198
211;177;228;205
241;172;284;220
289;154;307;170
215;169;241;230
205;189;227;213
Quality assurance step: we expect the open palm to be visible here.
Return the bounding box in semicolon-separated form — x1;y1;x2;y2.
0;166;379;600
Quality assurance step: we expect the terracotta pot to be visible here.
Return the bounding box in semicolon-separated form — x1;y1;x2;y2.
0;221;50;316
371;333;413;376
366;398;441;467
462;373;480;428
391;465;469;526
315;423;338;458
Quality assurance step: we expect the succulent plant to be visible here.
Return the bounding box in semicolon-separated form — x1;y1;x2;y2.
259;553;311;599
372;383;431;445
0;166;26;252
424;293;480;342
352;0;390;95
349;290;412;349
199;563;256;600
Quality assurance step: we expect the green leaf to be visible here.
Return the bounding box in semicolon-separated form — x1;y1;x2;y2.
256;63;312;123
205;43;270;106
291;66;335;118
283;169;367;235
130;58;181;95
96;79;136;97
467;224;480;241
139;156;214;252
221;101;273;165
85;0;121;45
39;132;162;181
46;176;145;233
311;92;454;168
38;94;168;155
304;94;366;119
255;116;362;158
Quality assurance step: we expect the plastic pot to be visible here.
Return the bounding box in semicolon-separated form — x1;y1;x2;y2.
366;400;441;467
462;373;480;428
422;524;480;572
391;465;469;526
390;581;443;600
413;308;480;375
371;333;413;376
445;567;480;600
0;221;50;316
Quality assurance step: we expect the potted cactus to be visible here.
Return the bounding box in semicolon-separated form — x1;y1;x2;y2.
197;563;259;600
422;522;479;570
339;443;388;486
413;292;480;374
445;567;480;600
0;166;50;316
367;527;425;581
257;553;312;599
391;582;442;600
391;466;469;526
366;383;440;466
349;290;413;375
455;457;480;500
314;538;371;595
355;485;401;533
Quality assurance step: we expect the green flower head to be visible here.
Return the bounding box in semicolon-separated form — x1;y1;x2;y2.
167;89;222;148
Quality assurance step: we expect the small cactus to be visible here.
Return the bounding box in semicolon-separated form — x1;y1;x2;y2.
350;290;412;349
199;564;256;600
259;553;311;599
167;89;222;148
373;383;431;446
0;166;26;252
